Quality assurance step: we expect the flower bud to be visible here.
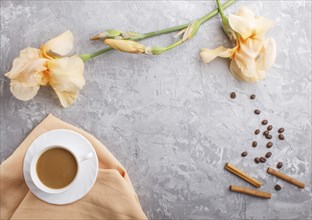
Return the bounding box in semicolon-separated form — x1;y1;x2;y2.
182;20;201;41
104;39;146;54
90;29;122;40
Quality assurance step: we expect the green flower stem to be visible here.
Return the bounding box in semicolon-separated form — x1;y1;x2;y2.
80;0;235;62
216;0;228;22
166;40;183;50
155;39;184;54
80;47;113;62
216;0;235;40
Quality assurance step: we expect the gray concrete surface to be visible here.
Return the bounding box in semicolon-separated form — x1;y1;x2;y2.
1;1;311;219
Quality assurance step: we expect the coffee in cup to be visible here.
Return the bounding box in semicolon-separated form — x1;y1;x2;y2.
30;145;93;194
36;146;78;189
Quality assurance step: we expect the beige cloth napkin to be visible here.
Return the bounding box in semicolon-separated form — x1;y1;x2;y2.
0;114;147;219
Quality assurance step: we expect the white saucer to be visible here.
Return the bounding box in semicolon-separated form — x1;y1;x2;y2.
23;129;98;205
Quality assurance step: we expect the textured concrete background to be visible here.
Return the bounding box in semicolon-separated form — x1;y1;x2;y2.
1;0;311;219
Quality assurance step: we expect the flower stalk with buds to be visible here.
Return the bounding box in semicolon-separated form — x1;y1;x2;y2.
5;0;236;107
81;0;235;60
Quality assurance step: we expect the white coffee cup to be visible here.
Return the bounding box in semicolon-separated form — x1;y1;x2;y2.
30;145;93;194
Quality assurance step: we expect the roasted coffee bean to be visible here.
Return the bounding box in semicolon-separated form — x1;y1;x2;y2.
260;157;266;163
230;92;236;99
277;162;283;169
250;94;256;100
254;109;261;115
278;128;285;133
267;125;273;130
263;131;269;136
266;142;273;148
241;151;248;157
266;134;272;139
265;152;272;158
278;134;285;140
254;157;260;164
275;184;282;191
255;129;260;135
262;120;268;125
252;141;257;147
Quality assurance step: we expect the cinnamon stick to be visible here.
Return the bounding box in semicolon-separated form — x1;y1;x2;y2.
229;185;271;199
224;163;262;188
267;167;305;189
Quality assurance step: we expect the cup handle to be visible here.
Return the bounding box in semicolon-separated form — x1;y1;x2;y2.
78;152;94;163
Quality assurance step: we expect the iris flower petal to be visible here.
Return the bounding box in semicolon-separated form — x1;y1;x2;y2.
42;31;74;58
200;46;236;63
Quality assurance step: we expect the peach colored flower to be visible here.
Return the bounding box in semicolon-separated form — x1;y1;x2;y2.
5;31;85;107
200;6;276;82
